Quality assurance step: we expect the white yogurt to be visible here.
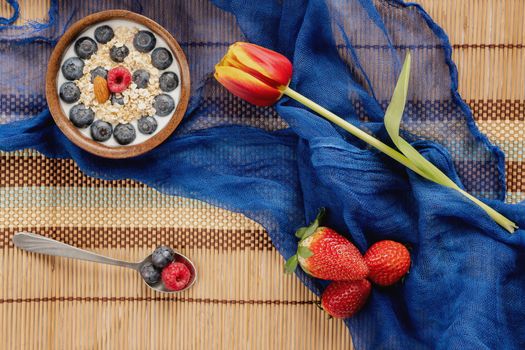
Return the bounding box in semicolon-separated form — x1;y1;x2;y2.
57;19;181;147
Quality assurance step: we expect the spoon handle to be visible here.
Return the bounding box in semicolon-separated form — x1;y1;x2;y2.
12;232;139;270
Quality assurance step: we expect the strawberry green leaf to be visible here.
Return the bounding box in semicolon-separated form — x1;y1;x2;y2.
295;227;307;238
302;225;316;239
284;255;298;274
297;246;313;258
301;207;326;240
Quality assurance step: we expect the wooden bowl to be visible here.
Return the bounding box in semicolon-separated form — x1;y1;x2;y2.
46;10;190;158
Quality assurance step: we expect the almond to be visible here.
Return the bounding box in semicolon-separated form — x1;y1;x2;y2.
93;76;110;103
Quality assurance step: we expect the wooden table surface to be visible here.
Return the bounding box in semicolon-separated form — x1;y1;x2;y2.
0;0;523;349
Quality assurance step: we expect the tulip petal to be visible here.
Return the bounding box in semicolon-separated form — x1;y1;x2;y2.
232;42;293;87
214;66;282;106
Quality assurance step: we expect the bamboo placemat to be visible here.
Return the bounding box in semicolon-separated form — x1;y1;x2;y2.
1;0;524;349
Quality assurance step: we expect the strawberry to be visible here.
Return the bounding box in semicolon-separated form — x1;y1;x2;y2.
284;208;368;281
321;279;371;319
363;240;411;286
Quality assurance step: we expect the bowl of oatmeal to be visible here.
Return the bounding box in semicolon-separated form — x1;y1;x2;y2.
46;10;190;158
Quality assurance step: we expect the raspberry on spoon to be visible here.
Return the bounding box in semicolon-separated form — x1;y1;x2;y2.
161;262;191;291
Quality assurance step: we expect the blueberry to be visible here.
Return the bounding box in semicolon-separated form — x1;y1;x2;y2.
113;123;136;145
74;37;98;59
69;104;94;128
140;262;161;285
153;94;175;116
90;120;113;142
133;30;156;53
159;71;179;92
94;25;114;44
110;45;129;63
132;69;150;89
61;57;84;81
151;246;175;269
137;116;158;135
151;48;173;70
90;66;108;82
59;82;80;103
110;93;124;105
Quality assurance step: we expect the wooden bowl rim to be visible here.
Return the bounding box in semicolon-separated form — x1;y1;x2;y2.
45;9;191;159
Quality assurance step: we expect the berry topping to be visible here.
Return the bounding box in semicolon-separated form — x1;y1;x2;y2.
110;93;124;105
159;71;179;92
132;69;150;89
94;25;114;44
61;57;84;81
161;262;191;291
133;30;156;53
113;123;136;145
153;94;175;116
107;67;132;93
69;104;95;128
151;246;175;269
137;116;158;135
140;262;161;285
59;82;80;103
74;37;98;59
90;66;108;82
151;47;173;70
90;120;113;142
109;45;130;63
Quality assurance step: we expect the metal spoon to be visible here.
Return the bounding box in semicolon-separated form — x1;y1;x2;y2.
12;232;197;293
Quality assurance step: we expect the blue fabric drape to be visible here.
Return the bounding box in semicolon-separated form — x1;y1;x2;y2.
1;1;524;348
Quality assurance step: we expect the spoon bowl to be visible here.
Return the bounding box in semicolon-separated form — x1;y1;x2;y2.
137;252;197;293
12;232;197;293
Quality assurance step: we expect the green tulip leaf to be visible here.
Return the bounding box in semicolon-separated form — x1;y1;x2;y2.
384;52;517;233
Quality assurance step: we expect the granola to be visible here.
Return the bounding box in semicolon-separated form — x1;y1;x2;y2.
76;26;161;124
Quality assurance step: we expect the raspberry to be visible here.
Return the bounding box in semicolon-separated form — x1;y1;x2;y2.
161;262;191;291
107;67;132;93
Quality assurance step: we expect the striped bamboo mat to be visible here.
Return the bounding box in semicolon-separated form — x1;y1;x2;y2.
1;0;524;349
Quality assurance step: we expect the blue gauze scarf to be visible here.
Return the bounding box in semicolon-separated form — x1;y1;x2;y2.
1;0;525;349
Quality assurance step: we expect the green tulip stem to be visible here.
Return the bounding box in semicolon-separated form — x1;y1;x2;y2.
281;86;517;233
282;87;428;177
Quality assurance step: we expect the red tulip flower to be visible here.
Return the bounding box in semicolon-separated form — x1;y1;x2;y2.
214;43;517;232
214;42;292;106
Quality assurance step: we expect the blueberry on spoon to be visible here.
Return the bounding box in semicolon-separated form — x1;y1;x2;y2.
151;246;175;269
140;262;161;285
